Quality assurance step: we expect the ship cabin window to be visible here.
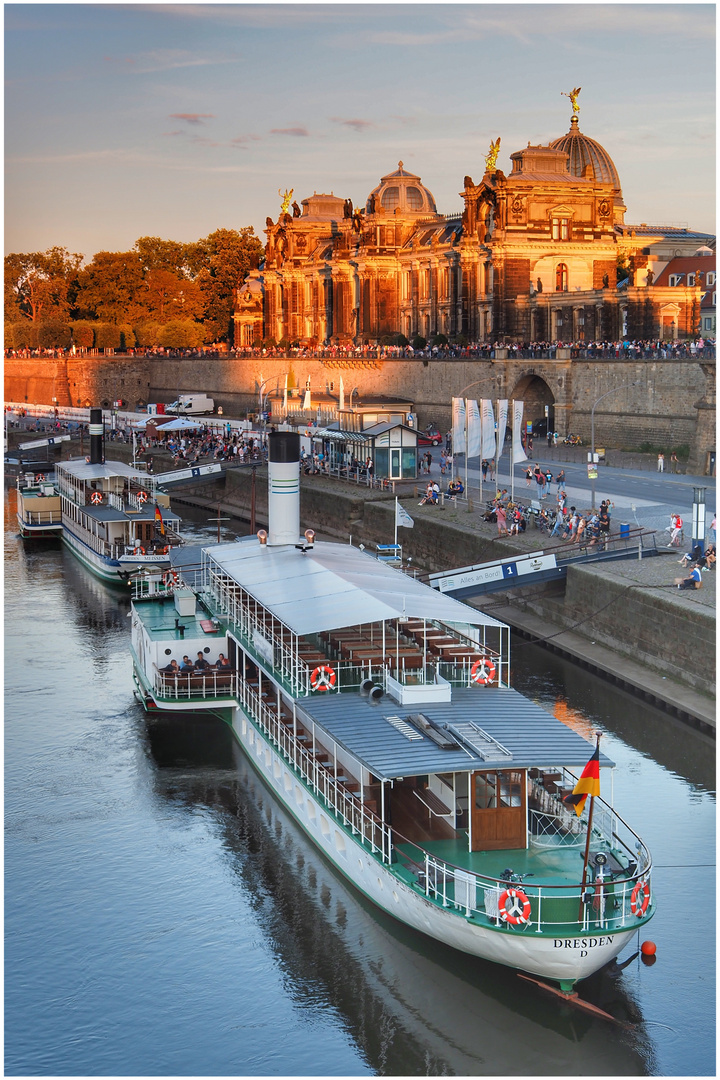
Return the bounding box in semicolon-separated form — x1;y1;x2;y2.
552;217;570;241
474;770;523;809
555;263;568;292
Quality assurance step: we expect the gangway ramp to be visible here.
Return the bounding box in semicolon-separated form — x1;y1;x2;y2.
428;531;659;600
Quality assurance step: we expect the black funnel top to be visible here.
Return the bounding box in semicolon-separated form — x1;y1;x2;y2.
89;408;104;465
268;431;300;463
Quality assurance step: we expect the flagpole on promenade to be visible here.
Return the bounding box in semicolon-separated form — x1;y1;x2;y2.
510;400;515;504
394;497;399;550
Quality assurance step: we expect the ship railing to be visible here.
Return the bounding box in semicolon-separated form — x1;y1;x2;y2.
153;667;237;701
393;808;652;933
22;508;63;525
237;680;392;864
132;577;175;600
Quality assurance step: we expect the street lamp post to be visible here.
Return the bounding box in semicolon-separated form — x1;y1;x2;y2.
590;383;639;510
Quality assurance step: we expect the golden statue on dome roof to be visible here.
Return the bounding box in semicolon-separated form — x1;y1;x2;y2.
484;137;501;173
278;187;294;214
562;87;582;114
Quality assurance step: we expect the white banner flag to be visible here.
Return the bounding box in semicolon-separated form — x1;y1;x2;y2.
512;400;527;463
466;399;481;458
395;499;414;528
339;376;345;410
496;399;509;459
481;399;495;460
452;397;466;456
283;374;288;412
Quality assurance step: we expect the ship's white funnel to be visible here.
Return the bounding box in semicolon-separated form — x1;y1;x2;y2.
267;431;300;545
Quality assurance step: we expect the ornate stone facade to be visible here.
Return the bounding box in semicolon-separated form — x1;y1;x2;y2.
234;114;714;346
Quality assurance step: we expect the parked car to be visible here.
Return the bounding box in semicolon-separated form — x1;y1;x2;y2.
417;427;442;447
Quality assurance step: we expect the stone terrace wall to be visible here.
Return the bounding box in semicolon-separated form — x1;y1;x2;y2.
4;352;713;463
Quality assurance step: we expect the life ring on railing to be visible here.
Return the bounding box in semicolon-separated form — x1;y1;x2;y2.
163;570;179;587
498;887;532;925
134;546;146;555
90;491;103;505
310;665;336;691
137;490;148;503
630;880;650;916
35;473;45;483
470;656;497;685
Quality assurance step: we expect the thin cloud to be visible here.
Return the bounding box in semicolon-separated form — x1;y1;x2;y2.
331;117;373;132
170;113;215;125
231;135;262;145
106;48;240;74
270;127;309;137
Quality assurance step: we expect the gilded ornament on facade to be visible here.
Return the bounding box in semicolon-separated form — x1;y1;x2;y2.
484;138;501;173
278;187;294;214
562;87;581;114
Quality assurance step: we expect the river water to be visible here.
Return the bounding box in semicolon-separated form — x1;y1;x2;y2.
4;492;716;1076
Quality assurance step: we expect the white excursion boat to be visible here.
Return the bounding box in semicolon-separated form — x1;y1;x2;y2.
54;409;183;584
130;432;654;996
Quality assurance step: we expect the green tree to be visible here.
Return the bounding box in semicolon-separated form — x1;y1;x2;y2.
4;247;83;322
75;250;145;323
70;322;95;349
12;323;40;349
37;320;72;348
194;228;263;341
135;236;196;277
134;321;162;348
94;323;122;350
143;269;204;323
411;335;427;350
158;320;205;349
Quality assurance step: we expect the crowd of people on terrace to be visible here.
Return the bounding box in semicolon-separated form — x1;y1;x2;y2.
10;337;713;361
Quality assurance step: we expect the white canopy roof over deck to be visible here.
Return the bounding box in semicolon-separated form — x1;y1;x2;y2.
204;537;505;637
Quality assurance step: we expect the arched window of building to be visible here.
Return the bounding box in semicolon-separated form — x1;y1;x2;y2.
406;186;423;210
555;264;568;292
381;187;400;210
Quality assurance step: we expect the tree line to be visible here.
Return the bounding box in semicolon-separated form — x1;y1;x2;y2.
4;229;263;351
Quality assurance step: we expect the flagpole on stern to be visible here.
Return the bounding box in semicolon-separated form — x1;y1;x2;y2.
577;732;601;923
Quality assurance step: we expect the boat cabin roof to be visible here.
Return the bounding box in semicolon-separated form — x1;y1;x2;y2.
204;538;504;637
299;686;614;781
57;459;150;482
84;505;181;524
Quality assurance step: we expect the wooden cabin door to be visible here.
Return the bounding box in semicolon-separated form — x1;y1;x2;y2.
471;770;526;851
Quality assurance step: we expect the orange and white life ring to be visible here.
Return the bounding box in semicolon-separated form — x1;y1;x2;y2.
90;491;103;505
310;665;336;691
498;887;532;925
630;880;650;916
35;473;45;482
137;490;148;503
471;656;497;685
163;570;179;586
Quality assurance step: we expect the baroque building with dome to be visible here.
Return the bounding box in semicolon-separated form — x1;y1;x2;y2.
234;109;714;347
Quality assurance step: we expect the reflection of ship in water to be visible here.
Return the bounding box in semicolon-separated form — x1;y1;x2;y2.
61;539;132;634
144;713;651;1077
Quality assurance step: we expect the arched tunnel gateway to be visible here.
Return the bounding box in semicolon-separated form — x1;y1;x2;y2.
509;373;556;435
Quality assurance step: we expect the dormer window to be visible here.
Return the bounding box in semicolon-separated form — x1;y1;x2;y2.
669;274;684;286
552;217;570;241
706;272;715;286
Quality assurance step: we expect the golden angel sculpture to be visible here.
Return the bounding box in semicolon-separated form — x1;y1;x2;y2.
484;137;501;173
562;87;581;114
278;187;294;215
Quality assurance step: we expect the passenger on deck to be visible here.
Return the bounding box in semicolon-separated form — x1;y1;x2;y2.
180;655;194;672
194;651;210;670
216;653;231;669
162;659;180;674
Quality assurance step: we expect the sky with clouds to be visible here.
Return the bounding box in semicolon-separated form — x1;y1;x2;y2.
4;3;716;261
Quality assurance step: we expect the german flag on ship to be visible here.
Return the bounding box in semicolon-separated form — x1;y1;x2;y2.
155;504;165;536
563;740;601;816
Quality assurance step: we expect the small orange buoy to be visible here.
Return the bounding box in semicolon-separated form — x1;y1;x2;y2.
641;940;657;956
